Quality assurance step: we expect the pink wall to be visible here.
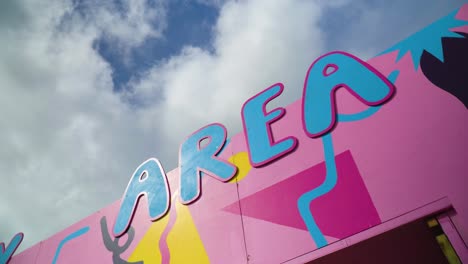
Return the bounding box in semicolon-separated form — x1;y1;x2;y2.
8;5;468;264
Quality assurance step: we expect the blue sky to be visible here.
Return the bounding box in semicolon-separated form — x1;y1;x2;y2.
0;0;465;253
97;0;219;90
96;0;466;93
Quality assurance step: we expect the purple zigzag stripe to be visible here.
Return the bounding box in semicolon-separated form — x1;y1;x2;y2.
159;200;178;264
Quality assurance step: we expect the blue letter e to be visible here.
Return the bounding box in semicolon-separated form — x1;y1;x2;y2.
242;83;298;167
113;158;170;237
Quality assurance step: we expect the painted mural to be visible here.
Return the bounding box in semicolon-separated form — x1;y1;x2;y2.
6;5;468;264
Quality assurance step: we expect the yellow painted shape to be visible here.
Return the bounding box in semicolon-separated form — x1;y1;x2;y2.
228;152;252;183
427;218;439;228
127;212;170;263
166;202;210;263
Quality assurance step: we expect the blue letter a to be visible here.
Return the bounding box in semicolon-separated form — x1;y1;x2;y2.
302;51;395;137
113;158;170;237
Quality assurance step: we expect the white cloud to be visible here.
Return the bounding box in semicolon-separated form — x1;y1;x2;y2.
0;0;167;251
130;0;466;166
129;0;326;165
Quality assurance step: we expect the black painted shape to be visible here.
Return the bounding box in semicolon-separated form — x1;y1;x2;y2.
420;32;468;107
100;216;144;264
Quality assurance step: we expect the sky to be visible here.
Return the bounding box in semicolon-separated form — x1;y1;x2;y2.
0;0;465;252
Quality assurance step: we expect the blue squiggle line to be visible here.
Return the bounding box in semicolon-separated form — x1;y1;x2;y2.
52;226;90;264
297;133;337;248
297;70;399;248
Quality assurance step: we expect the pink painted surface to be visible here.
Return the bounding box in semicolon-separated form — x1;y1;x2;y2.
8;243;40;264
286;197;452;263
438;213;468;263
224;151;381;239
10;5;468;263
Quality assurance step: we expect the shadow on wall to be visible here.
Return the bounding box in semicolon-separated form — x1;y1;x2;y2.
100;216;144;264
421;32;468;107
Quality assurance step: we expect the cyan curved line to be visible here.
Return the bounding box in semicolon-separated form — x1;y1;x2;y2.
52;226;90;264
297;133;337;248
297;70;399;248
